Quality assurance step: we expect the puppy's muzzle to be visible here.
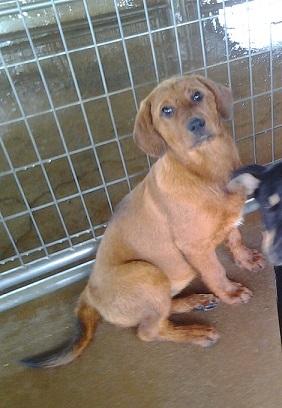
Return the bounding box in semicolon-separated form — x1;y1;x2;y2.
188;117;206;135
188;117;213;145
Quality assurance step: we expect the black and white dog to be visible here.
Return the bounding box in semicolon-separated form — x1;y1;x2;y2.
228;162;282;266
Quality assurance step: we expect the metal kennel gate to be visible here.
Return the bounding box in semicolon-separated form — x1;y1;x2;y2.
0;0;282;311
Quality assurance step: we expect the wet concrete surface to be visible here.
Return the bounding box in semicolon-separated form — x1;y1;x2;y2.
1;212;282;408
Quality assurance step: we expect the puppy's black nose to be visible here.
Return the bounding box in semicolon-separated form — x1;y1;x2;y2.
188;117;205;134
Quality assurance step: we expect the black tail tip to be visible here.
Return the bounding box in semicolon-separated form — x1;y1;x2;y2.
19;353;59;368
19;358;45;368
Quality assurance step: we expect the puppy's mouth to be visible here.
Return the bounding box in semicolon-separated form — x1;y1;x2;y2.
192;132;214;147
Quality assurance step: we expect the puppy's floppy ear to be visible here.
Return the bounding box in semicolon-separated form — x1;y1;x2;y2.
227;164;265;195
133;96;167;157
196;76;233;120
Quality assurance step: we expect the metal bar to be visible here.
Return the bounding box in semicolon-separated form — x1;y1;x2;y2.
169;0;183;75
0;240;97;292
246;0;257;163
0;211;25;267
222;0;236;140
141;0;160;83
1;227;100;268
244;197;259;214
0;259;94;313
196;0;207;77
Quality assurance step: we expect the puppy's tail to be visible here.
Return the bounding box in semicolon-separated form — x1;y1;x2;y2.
20;300;101;368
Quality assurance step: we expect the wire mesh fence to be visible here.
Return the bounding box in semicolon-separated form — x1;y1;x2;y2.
0;0;282;285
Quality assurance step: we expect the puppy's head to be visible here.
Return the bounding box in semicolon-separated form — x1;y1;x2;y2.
133;75;233;158
228;162;282;265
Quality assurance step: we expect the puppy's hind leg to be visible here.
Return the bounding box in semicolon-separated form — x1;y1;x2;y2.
137;316;219;347
95;261;219;348
132;267;219;347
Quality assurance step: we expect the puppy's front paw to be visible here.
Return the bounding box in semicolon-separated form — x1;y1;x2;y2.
234;248;266;272
219;282;253;305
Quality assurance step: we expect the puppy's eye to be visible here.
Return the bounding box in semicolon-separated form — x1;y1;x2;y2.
161;106;175;117
191;91;203;103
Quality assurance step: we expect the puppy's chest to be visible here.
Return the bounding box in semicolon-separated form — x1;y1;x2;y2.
213;192;245;238
196;191;245;239
172;188;245;242
218;207;244;233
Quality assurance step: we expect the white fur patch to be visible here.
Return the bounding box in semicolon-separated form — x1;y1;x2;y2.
227;173;260;195
268;193;280;207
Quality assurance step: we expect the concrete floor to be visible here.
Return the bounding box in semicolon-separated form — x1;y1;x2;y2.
1;212;282;408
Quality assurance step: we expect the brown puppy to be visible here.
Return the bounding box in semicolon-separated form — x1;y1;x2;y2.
21;75;265;368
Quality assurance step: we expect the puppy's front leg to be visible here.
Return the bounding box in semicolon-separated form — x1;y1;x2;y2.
189;251;253;305
226;228;265;272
